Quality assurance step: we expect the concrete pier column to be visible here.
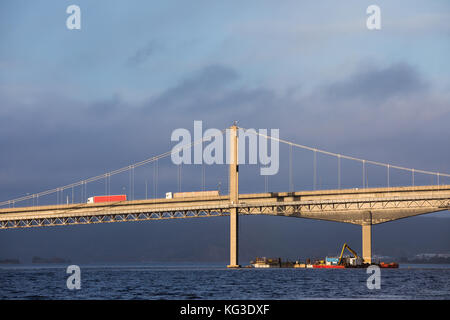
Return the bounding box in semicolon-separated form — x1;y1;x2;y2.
227;124;240;268
228;208;239;268
362;224;372;264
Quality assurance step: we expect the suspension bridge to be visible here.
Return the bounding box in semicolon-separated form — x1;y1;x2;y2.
1;125;449;267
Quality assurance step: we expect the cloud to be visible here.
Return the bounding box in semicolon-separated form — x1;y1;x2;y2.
141;64;242;114
0;62;449;202
126;40;160;67
321;63;428;103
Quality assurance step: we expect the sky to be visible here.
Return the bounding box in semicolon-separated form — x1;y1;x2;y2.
0;1;449;262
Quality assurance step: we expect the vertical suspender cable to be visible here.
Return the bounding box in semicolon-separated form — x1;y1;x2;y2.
202;165;205;191
362;160;366;188
365;162;369;188
387;164;390;188
178;164;182;192
338;154;341;189
202;140;205;191
313;149;317;190
154;161;157;198
153;161;156;198
129;166;135;201
289;144;293;192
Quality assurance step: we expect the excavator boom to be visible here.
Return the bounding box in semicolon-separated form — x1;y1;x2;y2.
338;243;361;265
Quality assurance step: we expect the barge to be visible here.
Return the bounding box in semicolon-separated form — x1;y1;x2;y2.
249;243;399;269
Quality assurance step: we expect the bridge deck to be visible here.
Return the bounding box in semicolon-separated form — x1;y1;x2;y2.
1;185;449;229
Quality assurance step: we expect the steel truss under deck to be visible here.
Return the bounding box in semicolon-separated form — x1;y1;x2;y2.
1;195;448;229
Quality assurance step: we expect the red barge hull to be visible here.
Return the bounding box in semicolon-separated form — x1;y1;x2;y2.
312;265;346;269
312;263;399;269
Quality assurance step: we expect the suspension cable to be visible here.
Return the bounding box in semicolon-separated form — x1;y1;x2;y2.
0;129;227;207
243;128;450;179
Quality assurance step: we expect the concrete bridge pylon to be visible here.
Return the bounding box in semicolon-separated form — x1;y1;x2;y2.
227;124;240;268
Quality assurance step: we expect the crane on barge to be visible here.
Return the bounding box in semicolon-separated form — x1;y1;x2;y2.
338;243;361;266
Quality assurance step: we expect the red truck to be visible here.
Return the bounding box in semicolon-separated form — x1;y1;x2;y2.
87;195;127;204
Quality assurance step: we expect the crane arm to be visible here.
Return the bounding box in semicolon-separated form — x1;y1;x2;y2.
338;243;360;265
345;245;359;259
338;243;347;264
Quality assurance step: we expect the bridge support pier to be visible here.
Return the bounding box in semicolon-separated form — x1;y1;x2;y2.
362;224;372;264
228;208;239;268
227;124;240;268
